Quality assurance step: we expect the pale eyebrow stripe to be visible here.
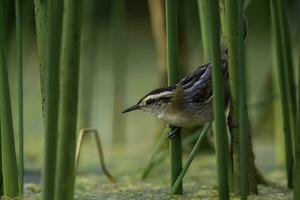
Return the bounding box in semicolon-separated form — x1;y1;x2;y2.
144;91;172;102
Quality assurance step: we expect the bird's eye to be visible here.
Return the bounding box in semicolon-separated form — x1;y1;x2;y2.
146;99;155;105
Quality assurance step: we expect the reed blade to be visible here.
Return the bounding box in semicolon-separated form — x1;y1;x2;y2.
198;0;230;199
42;0;63;199
54;0;82;198
270;0;294;189
15;0;24;194
166;0;183;195
0;1;19;196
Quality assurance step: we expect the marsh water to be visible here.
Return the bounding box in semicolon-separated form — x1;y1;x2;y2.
22;132;291;199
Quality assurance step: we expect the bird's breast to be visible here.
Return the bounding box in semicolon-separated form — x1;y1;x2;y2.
157;110;210;127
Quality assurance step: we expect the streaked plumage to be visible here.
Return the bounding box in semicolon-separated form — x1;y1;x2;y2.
122;50;229;128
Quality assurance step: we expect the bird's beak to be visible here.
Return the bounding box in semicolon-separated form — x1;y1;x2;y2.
122;105;140;114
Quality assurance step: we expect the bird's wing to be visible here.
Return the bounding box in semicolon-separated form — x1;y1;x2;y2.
177;63;211;89
177;48;228;103
177;63;213;102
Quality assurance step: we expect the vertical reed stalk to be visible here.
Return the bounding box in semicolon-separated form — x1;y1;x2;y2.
219;0;227;44
294;42;300;200
0;1;19;197
15;0;24;194
33;0;47;117
278;0;296;137
111;0;128;144
199;1;234;188
166;0;182;195
224;0;258;195
237;0;249;197
54;0;82;198
223;0;241;194
42;0;63;199
270;0;294;189
199;0;229;198
197;0;210;62
198;0;234;189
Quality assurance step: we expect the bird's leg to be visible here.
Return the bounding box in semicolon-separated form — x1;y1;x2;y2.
166;125;181;139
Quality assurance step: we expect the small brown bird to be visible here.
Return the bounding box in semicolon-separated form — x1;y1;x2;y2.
122;50;229;137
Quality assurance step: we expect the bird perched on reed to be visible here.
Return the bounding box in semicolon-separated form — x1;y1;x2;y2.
122;49;229;138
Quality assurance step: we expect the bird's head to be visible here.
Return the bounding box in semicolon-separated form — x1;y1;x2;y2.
122;86;176;116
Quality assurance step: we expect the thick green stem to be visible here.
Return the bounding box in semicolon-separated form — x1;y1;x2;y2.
199;0;230;199
197;0;210;62
0;2;19;197
219;0;227;44
278;0;296;141
224;0;258;195
33;0;47;118
224;0;243;195
238;0;249;197
200;0;233;189
270;0;294;189
42;0;63;199
166;0;182;195
54;0;82;199
15;0;24;194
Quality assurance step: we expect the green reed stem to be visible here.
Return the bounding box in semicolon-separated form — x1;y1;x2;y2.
54;0;82;199
278;0;296;139
223;0;241;192
200;0;229;199
15;0;24;194
171;123;211;194
42;0;63;199
166;0;182;195
200;0;234;190
224;0;255;196
270;0;294;189
197;0;210;62
219;0;227;44
33;0;47;118
294;40;300;200
238;0;249;198
0;2;19;197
